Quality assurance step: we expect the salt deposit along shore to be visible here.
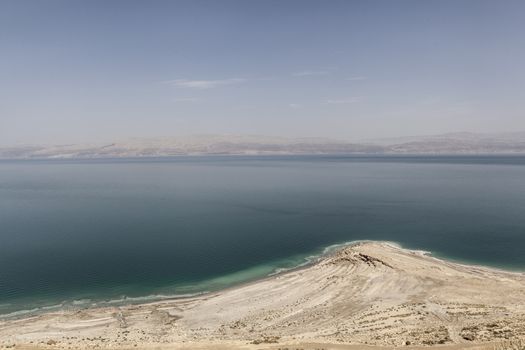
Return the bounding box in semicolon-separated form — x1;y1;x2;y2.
1;241;525;350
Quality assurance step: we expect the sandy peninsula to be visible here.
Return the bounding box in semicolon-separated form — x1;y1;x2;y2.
1;242;525;350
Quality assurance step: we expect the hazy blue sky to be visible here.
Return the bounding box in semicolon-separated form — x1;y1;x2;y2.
1;0;524;145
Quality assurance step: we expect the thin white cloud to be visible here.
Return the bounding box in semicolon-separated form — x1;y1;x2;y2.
164;78;246;89
346;76;367;81
289;103;302;109
325;97;362;104
292;70;329;77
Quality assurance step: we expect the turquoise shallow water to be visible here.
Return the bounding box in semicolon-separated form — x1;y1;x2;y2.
1;155;525;317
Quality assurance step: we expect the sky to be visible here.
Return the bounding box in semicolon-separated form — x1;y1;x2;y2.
1;0;524;145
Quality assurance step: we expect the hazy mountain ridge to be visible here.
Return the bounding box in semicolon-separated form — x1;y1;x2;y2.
2;132;525;159
367;131;525;154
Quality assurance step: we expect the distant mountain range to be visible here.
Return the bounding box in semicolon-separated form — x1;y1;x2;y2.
364;131;525;154
2;132;525;159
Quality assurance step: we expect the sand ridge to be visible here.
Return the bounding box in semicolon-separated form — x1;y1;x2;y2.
1;242;525;349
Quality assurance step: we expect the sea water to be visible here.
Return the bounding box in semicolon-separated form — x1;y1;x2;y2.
1;155;525;317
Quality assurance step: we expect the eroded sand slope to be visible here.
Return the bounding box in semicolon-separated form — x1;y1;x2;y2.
1;242;525;349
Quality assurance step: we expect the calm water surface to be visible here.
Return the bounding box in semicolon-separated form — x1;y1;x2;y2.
1;155;525;316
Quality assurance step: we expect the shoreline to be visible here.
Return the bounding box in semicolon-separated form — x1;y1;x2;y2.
1;239;524;321
1;241;525;349
0;239;351;321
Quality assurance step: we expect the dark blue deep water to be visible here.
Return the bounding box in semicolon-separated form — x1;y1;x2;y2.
1;155;525;316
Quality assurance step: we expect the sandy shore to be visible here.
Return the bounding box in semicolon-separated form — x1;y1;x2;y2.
1;241;525;349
